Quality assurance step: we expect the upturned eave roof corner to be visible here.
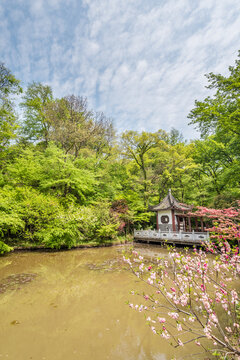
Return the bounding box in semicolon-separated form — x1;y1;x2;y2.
149;189;193;212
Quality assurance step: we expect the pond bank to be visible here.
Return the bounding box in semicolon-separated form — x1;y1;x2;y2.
5;237;133;253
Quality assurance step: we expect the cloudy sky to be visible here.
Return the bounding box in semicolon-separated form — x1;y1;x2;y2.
1;0;240;138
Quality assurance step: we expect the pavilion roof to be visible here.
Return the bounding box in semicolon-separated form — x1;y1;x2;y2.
149;189;193;212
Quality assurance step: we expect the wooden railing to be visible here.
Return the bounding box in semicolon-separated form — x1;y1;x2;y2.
134;229;209;245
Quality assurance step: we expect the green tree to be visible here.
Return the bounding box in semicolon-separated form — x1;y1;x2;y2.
167;127;185;145
121;130;167;207
0;62;21;151
20;82;53;143
44;95;114;158
188;50;240;140
149;142;197;203
4;144;96;205
191;135;240;206
188;52;240;205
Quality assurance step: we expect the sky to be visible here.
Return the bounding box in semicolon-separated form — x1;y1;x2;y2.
1;0;240;139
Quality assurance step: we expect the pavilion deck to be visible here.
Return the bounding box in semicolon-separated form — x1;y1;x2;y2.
134;229;209;246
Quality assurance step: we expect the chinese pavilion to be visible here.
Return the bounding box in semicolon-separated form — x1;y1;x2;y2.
150;189;205;232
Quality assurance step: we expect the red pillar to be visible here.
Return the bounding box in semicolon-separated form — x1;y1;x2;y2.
171;210;176;231
156;212;159;230
201;217;204;232
188;216;192;232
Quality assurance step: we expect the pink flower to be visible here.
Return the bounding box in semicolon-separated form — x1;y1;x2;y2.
195;341;201;346
222;303;228;311
166;292;173;299
168;312;179;320
157;317;166;323
203;327;212;339
180;294;188;306
151;326;156;334
209;313;218;324
177;323;182;331
139;263;144;272
161;331;170;339
144;295;149;300
231;290;238;304
220;288;227;296
170;287;176;292
148;266;152;271
123;256;132;266
178;339;184;346
150;272;156;280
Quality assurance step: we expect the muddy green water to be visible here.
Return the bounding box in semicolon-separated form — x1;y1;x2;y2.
0;245;205;360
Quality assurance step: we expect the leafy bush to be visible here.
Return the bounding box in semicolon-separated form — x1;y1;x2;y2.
0;184;120;249
0;186;62;244
36;223;80;249
0;187;25;240
0;241;13;255
5;144;96;205
96;223;119;242
75;203;120;243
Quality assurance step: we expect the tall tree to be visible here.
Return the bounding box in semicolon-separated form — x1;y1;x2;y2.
188;50;240;140
121;130;167;207
167;127;185;145
0;62;21;151
188;51;240;205
20;82;53;144
150;142;196;203
44;95;114;158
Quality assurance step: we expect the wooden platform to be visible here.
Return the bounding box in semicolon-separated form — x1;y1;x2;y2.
134;229;209;246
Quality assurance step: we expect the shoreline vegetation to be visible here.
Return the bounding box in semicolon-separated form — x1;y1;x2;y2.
1;52;240;254
7;236;133;253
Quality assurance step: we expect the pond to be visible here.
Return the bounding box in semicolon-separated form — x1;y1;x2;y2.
0;244;207;360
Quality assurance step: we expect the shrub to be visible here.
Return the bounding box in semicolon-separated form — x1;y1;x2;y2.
0;241;13;255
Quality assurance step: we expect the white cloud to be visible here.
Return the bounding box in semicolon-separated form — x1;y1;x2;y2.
0;0;240;139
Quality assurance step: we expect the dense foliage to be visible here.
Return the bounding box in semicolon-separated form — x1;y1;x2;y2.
0;52;240;252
